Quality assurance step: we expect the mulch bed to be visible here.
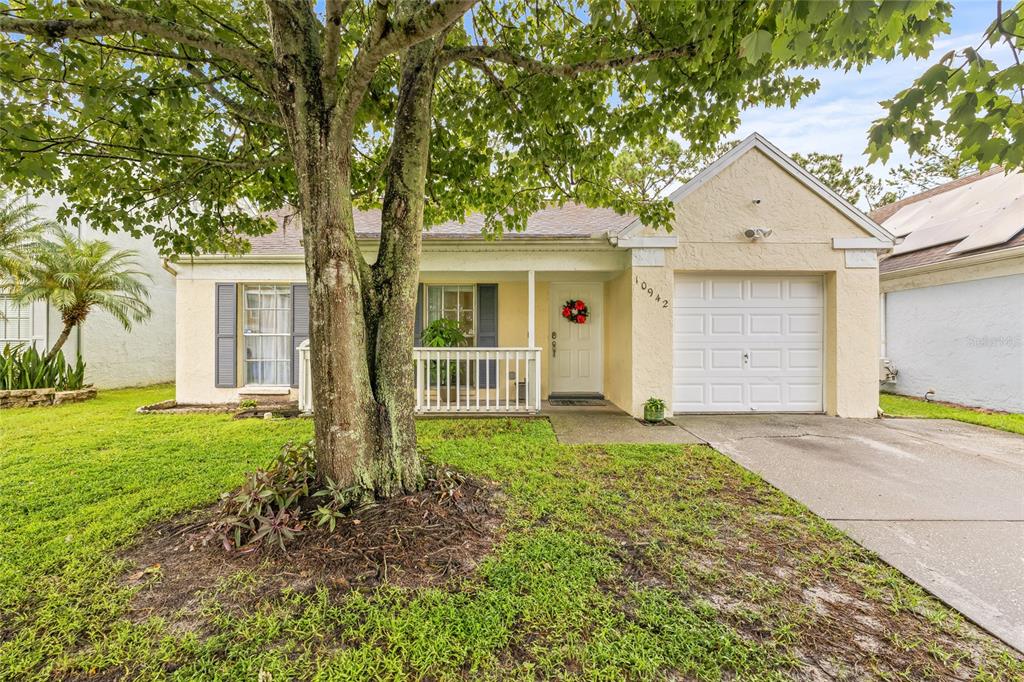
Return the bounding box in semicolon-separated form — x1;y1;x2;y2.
119;468;505;628
136;401;304;417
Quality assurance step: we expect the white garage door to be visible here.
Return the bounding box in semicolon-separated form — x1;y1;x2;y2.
673;274;824;413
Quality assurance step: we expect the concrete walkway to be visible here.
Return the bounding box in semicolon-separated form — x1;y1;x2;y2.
673;414;1024;652
545;403;702;445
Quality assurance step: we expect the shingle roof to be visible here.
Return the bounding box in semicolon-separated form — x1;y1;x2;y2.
246;203;638;256
880;228;1024;274
868;168;1004;224
874;169;1024;275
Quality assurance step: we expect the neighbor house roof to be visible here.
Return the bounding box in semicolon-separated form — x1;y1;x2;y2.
874;169;1024;275
246;203;638;256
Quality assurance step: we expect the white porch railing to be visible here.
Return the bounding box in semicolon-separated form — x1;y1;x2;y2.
414;347;542;413
297;342;542;414
298;340;313;412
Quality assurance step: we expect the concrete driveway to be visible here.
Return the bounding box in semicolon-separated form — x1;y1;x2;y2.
674;414;1024;652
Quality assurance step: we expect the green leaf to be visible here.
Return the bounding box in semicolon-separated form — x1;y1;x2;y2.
805;0;838;25
739;30;773;64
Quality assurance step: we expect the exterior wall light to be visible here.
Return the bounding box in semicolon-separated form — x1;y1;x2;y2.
743;227;773;241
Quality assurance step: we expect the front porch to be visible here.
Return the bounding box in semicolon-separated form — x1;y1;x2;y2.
299;344;544;414
297;256;635;415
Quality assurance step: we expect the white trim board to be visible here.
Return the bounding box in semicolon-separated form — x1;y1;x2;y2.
620;133;896;245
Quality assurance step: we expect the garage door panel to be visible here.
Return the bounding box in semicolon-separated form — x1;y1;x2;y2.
709;383;744;406
749;314;783;335
675;279;706;303
788;348;822;370
788;383;823;405
676;313;705;334
710;349;745;370
749;278;784;300
710;279;744;301
673;383;704;405
787;313;823;335
749;383;783;405
677;276;822;308
673;274;823;413
674;349;704;370
748;349;782;369
788;279;824;302
709;314;743;335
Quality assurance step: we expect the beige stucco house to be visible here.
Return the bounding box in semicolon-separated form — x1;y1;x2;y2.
171;134;893;418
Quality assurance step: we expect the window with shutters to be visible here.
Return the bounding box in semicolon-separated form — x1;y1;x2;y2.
0;295;31;345
426;285;475;345
242;285;292;385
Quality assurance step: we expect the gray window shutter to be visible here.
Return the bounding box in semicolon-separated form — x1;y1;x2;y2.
477;284;498;388
291;284;309;387
215;283;237;388
414;283;424;345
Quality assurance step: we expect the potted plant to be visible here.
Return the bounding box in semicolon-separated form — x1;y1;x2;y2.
421;318;468;402
643;397;666;423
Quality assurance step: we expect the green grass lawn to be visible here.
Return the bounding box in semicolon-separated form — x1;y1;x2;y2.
1;386;1020;680
881;393;1024;435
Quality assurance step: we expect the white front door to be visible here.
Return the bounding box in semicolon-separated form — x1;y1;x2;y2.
673;274;824;413
549;282;603;395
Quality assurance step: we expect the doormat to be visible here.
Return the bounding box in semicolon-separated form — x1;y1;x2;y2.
548;399;608;406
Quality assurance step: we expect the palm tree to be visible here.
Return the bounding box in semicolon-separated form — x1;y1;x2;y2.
14;227;153;361
0;196;52;286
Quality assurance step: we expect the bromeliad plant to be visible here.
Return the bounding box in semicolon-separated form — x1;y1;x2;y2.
0;344;86;391
208;441;358;552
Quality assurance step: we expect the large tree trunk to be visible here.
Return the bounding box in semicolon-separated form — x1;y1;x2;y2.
362;38;442;498
268;3;441;503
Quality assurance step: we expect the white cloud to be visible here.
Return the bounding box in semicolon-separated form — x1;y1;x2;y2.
737;2;1014;172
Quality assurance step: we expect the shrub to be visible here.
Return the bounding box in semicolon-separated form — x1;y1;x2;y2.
421;319;468;388
421;317;468;347
643;397;666;412
207;441;358;552
0;344;86;391
238;398;258;410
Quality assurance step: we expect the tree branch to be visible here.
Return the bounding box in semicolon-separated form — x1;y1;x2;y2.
0;1;271;79
336;0;476;135
321;0;351;99
7;130;285;169
185;65;283;128
77;0;270;74
378;0;478;54
443;43;697;76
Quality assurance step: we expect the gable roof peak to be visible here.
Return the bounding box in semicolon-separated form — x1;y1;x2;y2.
620;132;894;243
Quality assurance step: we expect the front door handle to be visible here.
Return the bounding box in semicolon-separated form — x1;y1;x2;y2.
551;340;556;357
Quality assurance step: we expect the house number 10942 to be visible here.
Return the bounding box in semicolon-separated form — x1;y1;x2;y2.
635;276;669;308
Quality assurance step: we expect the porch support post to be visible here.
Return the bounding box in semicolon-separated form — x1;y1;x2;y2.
527;270;536;347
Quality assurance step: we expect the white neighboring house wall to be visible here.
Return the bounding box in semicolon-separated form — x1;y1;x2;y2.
24;195;176;388
884;273;1024;412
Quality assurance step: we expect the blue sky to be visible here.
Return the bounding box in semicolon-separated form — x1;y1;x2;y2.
735;0;1010;172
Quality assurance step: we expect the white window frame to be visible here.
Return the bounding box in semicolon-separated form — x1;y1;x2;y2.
425;284;476;345
0;294;32;347
241;284;292;386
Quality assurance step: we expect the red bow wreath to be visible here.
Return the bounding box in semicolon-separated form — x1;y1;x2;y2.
561;299;588;324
